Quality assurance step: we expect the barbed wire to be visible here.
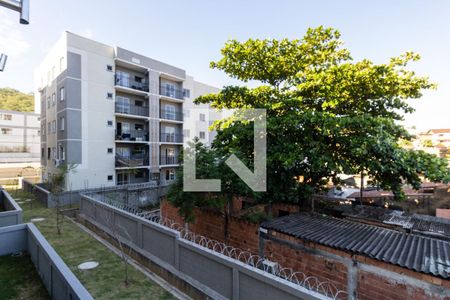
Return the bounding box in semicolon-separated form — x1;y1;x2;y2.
95;196;348;300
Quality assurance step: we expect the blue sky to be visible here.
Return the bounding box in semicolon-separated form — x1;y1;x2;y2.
0;0;449;130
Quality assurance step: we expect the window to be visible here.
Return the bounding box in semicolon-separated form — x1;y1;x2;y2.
107;65;113;71
107;120;113;127
59;117;65;131
183;88;190;98
0;113;12;120
1;128;12;135
47;122;51;133
58;144;65;160
165;169;175;181
107;175;113;181
183;129;190;139
199;131;206;139
116;96;130;114
52;120;56;133
52;93;56;106
47;148;51;159
134;76;142;83
107;92;113;99
164;104;176;120
135;100;143;107
107;148;113;154
52;147;57;159
164;83;176;98
60;87;65;101
41;148;44;158
47;97;51;108
59;57;65;72
199;113;206;122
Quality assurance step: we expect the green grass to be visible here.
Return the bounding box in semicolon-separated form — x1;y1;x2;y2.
0;254;50;300
9;189;176;300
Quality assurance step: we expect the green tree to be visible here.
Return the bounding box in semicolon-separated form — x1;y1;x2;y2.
0;87;34;112
195;26;450;203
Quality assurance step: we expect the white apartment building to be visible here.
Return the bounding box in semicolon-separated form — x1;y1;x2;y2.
35;32;220;190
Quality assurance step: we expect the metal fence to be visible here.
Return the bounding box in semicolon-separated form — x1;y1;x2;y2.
0;223;93;300
80;194;347;300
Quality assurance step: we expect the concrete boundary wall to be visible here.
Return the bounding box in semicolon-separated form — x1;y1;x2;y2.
79;194;327;300
0;223;93;300
0;188;23;227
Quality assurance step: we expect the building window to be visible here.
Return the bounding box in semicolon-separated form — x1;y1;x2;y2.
135;170;144;179
107;120;113;127
52;120;56;133
183;88;190;98
107;148;113;154
199;131;206;139
58;144;65;160
59;117;65;131
165;169;175;181
0;113;12;120
106;65;113;72
47;122;51;133
107;92;113;99
47;148;51;159
47;97;51;108
0;128;12;135
60;87;65;101
52;93;56;106
107;175;113;181
52;147;57;159
41;148;44;158
199;113;206;122
59;57;65;72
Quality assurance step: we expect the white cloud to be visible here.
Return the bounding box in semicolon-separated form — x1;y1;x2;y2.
0;11;30;58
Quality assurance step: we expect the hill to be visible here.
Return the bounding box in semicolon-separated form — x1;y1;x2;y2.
0;87;34;112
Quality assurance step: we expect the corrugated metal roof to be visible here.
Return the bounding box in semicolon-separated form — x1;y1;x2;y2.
261;214;450;278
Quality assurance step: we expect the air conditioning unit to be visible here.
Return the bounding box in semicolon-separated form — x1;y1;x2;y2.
261;259;279;275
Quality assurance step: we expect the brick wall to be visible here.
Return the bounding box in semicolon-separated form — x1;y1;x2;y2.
161;201;450;299
436;208;450;219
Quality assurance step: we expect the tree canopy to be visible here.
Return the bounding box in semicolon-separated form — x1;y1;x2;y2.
192;26;450;203
0;87;34;112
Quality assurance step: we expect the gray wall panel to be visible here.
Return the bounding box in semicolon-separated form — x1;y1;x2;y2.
142;224;176;266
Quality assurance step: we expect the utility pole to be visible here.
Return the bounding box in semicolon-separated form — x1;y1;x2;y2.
0;0;29;71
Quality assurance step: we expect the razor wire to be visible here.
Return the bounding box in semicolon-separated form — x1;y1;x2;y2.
94;195;348;300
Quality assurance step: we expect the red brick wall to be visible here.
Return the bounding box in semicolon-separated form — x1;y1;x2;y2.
161;201;450;299
436;208;450;219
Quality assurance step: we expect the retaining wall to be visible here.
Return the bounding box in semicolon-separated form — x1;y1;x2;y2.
0;223;93;300
79;194;327;300
0;188;23;227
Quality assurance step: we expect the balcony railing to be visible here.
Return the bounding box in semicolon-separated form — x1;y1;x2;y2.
160;132;183;143
115;74;149;92
160;109;183;121
115;102;149;117
116;129;148;142
159;85;184;100
115;153;149;167
160;155;179;165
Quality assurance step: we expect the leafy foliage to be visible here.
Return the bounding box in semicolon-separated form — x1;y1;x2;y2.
0;87;34;112
194;26;450;202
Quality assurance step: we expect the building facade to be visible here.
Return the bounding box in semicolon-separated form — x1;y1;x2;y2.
35;32;220;190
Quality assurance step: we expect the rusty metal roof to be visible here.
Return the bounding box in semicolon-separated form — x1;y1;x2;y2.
261;214;450;278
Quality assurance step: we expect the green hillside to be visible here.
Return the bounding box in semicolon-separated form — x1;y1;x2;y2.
0;88;34;112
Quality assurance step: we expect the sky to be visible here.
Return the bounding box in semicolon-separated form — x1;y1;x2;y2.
0;0;449;130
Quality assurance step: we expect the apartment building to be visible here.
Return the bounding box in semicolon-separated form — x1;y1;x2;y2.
35;32;220;190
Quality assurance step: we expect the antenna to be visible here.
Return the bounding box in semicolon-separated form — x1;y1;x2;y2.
0;54;7;72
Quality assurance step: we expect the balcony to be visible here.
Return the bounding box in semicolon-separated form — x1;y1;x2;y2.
116;129;148;142
160;155;179;165
115;153;149;168
115;102;149;117
115;74;149;92
159;85;184;100
160;132;183;143
160;109;183;121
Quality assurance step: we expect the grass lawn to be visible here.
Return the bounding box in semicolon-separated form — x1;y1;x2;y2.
8;189;176;300
0;254;50;300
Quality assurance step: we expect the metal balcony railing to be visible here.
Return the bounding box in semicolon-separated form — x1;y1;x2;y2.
160;132;183;143
160;109;183;121
159;85;184;100
116;129;148;142
115;153;149;167
115;102;149;117
160;155;179;165
115;74;149;92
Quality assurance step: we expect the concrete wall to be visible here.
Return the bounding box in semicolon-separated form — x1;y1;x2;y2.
0;223;93;300
79;194;325;300
0;188;23;227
